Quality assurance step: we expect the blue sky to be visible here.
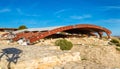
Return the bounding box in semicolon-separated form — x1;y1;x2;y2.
0;0;120;35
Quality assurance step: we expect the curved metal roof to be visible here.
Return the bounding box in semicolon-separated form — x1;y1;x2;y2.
28;24;112;43
12;24;112;44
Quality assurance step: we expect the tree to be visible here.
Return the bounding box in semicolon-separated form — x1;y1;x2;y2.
18;25;28;30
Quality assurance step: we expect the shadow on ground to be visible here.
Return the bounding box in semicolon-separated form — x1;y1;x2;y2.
0;47;22;69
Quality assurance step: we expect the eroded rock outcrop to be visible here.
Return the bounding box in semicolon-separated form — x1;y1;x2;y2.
0;46;81;69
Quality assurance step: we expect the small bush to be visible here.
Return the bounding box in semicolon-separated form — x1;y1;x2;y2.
55;39;73;50
110;38;120;46
55;39;62;46
116;47;120;51
116;43;120;46
18;25;28;30
110;39;119;44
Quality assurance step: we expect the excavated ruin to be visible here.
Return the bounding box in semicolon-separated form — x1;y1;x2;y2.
3;24;112;44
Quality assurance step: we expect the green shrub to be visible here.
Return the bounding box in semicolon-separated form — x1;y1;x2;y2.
55;39;73;50
110;38;120;46
110;39;119;44
116;43;120;46
116;47;120;51
18;25;28;30
55;39;62;46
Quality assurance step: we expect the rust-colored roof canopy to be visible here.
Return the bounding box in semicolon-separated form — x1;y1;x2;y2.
12;24;112;44
28;24;111;43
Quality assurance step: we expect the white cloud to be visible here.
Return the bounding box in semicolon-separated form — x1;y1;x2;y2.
16;8;40;17
54;9;70;15
0;8;11;13
106;6;120;9
96;6;120;12
25;14;41;17
101;6;120;11
100;19;120;23
55;9;66;14
70;15;92;19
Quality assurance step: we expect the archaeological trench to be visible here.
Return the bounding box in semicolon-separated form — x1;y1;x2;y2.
0;24;115;69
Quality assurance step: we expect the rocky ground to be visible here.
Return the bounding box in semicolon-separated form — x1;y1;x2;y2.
0;37;120;69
